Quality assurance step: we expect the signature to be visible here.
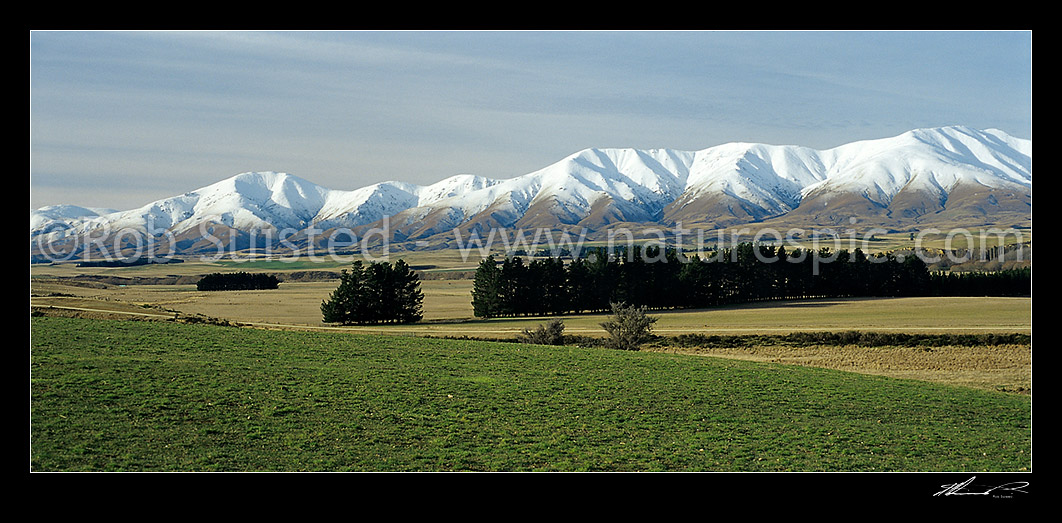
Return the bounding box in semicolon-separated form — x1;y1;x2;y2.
934;476;1030;497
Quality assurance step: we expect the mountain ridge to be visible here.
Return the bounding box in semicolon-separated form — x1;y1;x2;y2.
31;126;1032;259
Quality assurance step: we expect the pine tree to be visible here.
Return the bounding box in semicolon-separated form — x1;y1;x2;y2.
321;261;370;324
541;256;569;314
565;256;592;314
471;255;503;318
585;248;618;312
499;256;529;316
391;259;424;323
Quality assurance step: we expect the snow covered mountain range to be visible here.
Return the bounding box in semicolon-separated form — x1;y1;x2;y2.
31;126;1031;259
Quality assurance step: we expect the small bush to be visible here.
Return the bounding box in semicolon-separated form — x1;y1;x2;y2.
600;302;658;351
521;319;566;346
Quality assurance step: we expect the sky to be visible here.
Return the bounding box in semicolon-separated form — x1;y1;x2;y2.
29;30;1033;211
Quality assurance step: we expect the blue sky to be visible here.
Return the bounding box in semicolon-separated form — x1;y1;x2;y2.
29;30;1033;210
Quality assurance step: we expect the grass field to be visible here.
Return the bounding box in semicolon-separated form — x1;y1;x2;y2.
29;248;1034;472
30;316;1031;472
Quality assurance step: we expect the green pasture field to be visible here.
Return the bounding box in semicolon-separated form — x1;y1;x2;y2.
30;316;1031;472
211;258;352;271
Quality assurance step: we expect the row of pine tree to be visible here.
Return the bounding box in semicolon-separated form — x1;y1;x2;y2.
471;243;1031;318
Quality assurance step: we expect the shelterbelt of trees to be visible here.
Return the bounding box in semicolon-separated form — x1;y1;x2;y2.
471;243;1031;319
196;272;280;291
321;259;423;325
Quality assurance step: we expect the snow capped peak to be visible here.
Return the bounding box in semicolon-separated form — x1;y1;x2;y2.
30;204;117;224
29;205;118;236
416;174;502;205
205;171;328;205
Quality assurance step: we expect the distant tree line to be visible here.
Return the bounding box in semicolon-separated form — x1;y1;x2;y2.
76;258;183;268
927;269;1032;297
321;259;423;325
471;243;1031;318
197;272;280;291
